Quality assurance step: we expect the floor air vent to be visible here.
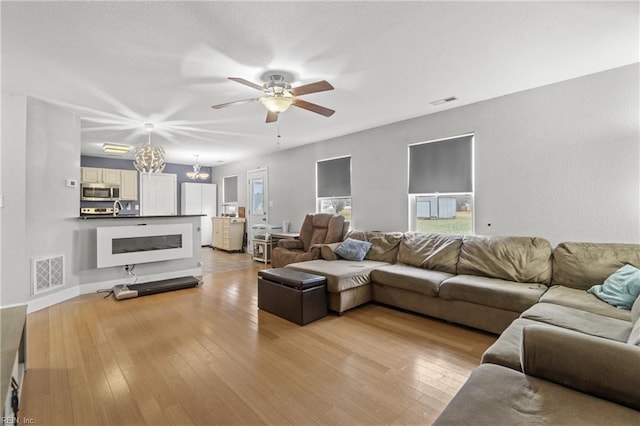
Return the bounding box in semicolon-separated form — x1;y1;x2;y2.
32;255;64;295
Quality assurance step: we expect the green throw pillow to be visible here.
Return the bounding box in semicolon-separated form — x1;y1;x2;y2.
588;264;640;309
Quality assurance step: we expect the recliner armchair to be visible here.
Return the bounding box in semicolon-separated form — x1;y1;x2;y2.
271;213;348;268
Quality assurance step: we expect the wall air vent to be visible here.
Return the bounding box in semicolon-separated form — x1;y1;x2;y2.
32;255;65;295
430;96;458;106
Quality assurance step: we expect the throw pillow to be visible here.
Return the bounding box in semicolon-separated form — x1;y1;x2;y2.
587;264;640;309
335;238;373;261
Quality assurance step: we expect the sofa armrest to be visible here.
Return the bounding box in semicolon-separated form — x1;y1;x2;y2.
521;325;640;410
316;242;342;260
277;239;304;250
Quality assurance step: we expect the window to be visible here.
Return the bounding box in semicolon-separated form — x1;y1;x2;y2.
408;134;474;234
223;175;238;203
316;156;351;223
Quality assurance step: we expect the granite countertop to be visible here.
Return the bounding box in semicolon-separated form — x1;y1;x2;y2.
78;214;205;220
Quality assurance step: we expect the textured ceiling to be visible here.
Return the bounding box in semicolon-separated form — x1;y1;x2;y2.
2;1;638;166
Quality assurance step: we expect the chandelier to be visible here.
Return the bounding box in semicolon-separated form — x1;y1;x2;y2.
186;155;210;180
134;123;166;174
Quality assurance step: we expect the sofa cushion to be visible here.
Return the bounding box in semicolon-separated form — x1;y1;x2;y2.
285;259;389;293
335;238;372;261
370;263;453;297
439;274;546;312
627;319;640;346
433;364;640;426
457;235;553;284
481;318;543;371
588;265;640;309
520;303;632;342
397;232;461;274
539;285;632;321
346;230;404;263
632;294;640;325
552;242;640;290
521;325;640;411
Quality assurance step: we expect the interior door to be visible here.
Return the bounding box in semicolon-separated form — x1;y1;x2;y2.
247;168;268;253
140;173;177;216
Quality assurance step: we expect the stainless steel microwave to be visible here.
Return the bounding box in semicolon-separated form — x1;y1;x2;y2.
81;183;120;201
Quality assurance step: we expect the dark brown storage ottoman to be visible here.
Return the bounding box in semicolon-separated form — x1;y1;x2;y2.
257;268;327;325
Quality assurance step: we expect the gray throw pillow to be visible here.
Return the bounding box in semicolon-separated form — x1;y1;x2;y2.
335;238;373;261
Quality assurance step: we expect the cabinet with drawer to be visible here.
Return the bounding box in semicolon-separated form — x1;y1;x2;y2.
212;217;245;252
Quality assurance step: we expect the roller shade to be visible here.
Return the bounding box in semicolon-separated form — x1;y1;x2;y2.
317;156;351;198
409;135;472;194
223;176;238;203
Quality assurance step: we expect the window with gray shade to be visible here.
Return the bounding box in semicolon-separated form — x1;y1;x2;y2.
317;156;351;198
409;135;473;194
223;175;238;203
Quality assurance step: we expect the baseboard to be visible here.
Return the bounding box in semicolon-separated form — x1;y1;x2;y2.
27;286;81;313
26;267;203;313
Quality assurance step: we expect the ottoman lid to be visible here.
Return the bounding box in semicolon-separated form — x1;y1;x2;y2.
258;268;326;288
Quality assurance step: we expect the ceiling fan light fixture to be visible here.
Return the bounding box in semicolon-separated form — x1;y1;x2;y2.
260;95;294;113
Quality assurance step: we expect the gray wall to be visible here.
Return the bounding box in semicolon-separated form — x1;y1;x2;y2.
212;64;640;246
0;95;82;307
1;93;29;306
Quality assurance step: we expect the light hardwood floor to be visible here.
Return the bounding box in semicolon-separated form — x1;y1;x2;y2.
21;248;496;425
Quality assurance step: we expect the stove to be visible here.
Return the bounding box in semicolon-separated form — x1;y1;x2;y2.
81;207;114;215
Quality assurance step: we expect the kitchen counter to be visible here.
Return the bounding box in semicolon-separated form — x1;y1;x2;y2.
78;214;205;220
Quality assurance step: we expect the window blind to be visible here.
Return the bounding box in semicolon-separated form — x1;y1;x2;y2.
409;135;472;194
223;176;238;203
317;156;351;198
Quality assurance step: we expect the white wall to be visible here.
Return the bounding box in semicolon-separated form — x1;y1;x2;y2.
1;95;83;308
25;98;82;301
212;64;640;246
1;93;29;306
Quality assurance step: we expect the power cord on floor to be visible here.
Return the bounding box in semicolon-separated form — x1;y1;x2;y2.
97;264;138;299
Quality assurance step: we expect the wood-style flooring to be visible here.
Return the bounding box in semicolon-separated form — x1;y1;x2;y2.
20;248;496;425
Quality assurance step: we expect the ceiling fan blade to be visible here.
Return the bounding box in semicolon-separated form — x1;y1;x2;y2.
211;98;260;109
228;77;264;91
291;80;334;96
266;110;279;123
292;99;335;117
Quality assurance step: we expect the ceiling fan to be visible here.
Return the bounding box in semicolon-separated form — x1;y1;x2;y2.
211;74;335;123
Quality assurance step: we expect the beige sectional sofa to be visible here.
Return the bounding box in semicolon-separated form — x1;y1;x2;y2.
286;231;553;334
281;231;640;423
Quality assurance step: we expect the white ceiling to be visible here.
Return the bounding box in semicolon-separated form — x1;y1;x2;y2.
2;1;638;166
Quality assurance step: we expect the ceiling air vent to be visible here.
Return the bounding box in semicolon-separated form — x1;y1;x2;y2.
430;96;458;106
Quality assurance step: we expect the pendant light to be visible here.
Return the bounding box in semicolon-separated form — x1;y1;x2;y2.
134;123;166;174
186;155;209;180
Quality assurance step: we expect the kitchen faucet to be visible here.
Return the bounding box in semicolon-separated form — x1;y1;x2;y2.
113;199;124;216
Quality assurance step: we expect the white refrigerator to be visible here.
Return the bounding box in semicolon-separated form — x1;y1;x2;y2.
181;182;217;246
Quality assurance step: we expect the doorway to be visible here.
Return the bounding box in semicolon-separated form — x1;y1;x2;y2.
246;168;268;253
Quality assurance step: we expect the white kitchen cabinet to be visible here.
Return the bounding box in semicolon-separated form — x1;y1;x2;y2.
101;169;121;185
213;217;245;251
81;167;126;186
181;183;217;246
81;167;101;183
120;170;138;200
